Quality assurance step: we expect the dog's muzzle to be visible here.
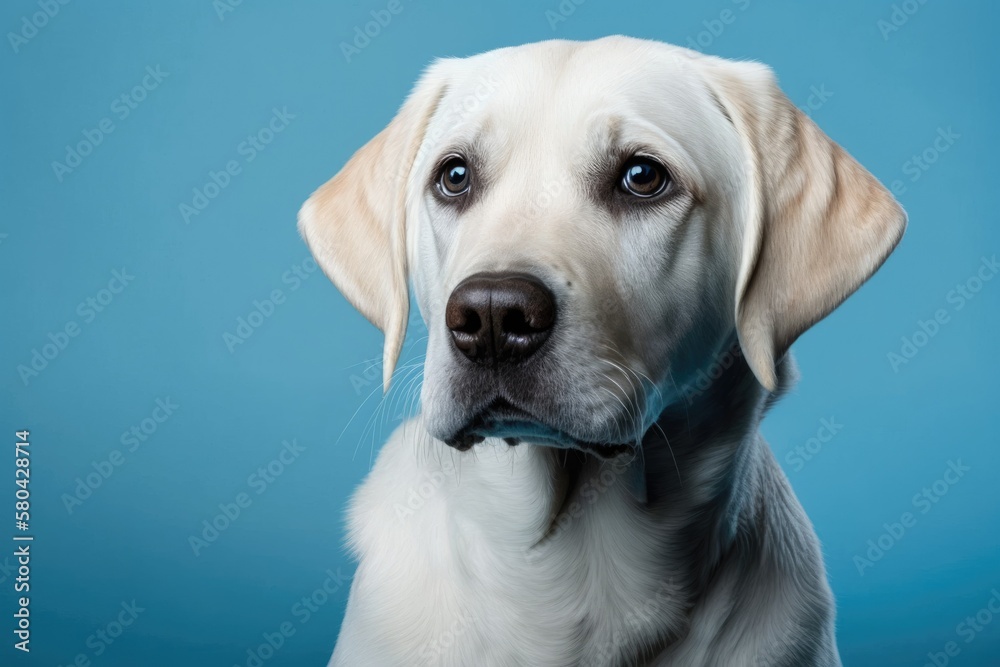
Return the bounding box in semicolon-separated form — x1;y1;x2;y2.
441;272;636;460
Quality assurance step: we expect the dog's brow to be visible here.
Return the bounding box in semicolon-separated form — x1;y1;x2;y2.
590;115;623;154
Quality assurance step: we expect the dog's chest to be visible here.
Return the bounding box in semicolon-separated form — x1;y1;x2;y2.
472;508;687;666
344;433;688;666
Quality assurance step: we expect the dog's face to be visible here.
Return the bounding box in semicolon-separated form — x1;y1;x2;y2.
301;37;905;456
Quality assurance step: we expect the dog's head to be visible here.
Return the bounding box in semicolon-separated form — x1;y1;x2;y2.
300;37;905;457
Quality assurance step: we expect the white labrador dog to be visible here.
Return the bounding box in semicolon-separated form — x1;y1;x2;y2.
299;36;905;667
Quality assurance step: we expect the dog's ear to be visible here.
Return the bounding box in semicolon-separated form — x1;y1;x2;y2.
299;70;446;391
701;58;906;391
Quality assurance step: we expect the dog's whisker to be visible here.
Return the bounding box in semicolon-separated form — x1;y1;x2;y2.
599;376;635;428
393;364;426;459
598;386;634;448
600;356;658;460
338;337;426;373
352;359;425;464
595;343;663;443
593;379;632;446
387;361;425;419
652;420;682;486
389;359;424;420
346;380;401;462
595;341;658;391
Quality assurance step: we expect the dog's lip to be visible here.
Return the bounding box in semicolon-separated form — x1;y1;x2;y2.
470;397;537;429
444;398;635;459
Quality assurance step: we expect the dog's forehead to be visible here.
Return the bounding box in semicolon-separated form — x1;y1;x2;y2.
426;38;717;148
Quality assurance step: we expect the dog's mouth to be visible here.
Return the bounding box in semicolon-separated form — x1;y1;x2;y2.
444;398;635;459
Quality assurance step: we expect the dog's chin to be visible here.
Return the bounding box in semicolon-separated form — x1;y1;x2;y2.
443;399;636;460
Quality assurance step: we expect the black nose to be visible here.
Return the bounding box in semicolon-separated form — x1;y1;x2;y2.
446;273;556;364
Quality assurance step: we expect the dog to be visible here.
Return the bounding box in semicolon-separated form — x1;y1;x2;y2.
299;36;905;666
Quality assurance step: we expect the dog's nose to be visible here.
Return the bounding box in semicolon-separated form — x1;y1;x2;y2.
446;273;556;364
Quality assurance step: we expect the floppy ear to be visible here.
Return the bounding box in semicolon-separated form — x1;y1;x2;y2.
702;58;907;391
298;72;446;391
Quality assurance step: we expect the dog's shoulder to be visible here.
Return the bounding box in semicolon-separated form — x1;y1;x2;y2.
334;419;473;665
344;418;453;558
657;439;840;666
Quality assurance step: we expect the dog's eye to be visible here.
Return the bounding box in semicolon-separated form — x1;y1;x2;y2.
620;157;670;198
439;156;470;196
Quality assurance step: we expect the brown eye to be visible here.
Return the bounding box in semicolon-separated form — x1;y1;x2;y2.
439;156;470;196
620;157;670;198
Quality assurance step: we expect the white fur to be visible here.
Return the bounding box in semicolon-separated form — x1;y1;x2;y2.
300;37;905;666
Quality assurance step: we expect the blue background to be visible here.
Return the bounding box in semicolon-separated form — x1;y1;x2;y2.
2;1;998;665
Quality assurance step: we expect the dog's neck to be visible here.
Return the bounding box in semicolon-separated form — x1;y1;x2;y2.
533;337;793;545
646;339;786;496
631;338;795;580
